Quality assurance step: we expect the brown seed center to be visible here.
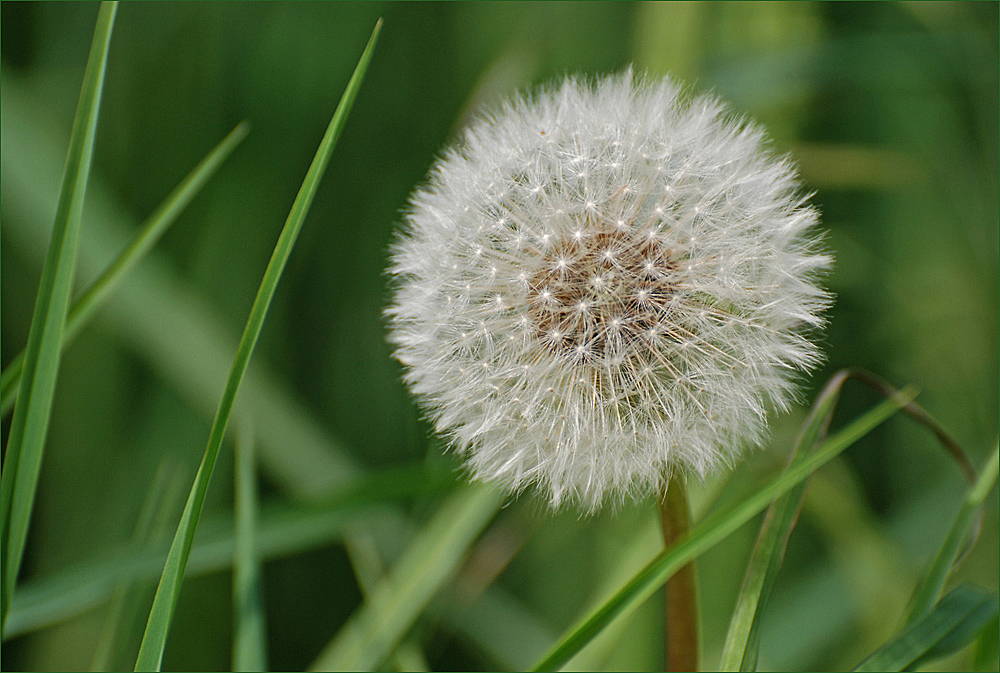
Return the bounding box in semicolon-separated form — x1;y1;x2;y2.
526;224;677;365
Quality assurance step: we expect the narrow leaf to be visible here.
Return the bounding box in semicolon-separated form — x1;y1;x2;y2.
530;389;914;672
5;461;451;641
905;444;999;625
0;121;250;417
719;370;850;671
133;20;382;671
343;528;431;672
232;426;267;672
853;585;999;672
308;483;503;672
89;460;188;671
720;369;979;672
0;1;117;633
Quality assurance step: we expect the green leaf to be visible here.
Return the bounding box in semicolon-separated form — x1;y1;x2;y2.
308;483;503;672
1;75;358;502
972;614;999;671
232;426;267;672
719;370;850;671
853;585;999;672
0;1;117;634
4;461;452;641
905;443;999;626
89;460;189;672
342;529;431;672
530;389;914;672
0;121;250;418
133;20;382;670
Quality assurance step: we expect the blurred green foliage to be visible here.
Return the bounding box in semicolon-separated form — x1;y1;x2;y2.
1;2;997;671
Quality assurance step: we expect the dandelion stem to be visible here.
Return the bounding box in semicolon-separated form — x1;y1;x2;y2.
660;475;699;672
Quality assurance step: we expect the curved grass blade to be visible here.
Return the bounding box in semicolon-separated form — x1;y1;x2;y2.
0;1;118;634
905;443;999;626
720;369;980;671
232;426;267;672
719;370;849;671
5;461;452;641
530;389;915;672
308;483;503;672
853;585;999;672
0;121;250;418
133;20;382;671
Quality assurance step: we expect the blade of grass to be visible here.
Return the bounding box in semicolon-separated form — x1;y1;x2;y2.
0;121;250;417
971;614;999;671
5;460;453;641
530;388;915;672
2;74;356;501
232;425;267;672
0;1;117;634
718;370;850;671
343;528;431;672
308;483;504;672
133;23;381;669
89;459;189;672
905;443;999;626
720;369;980;671
853;585;999;672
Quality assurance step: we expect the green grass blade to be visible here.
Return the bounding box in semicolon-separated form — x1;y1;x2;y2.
853;585;999;672
719;371;850;671
232;426;267;672
133;21;382;671
0;1;117;634
2;77;358;501
5;461;452;641
530;389;915;672
343;528;431;672
89;460;188;671
905;444;999;625
972;614;999;671
0;121;250;418
308;483;503;672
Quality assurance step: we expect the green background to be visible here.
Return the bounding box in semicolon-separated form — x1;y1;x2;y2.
2;2;997;670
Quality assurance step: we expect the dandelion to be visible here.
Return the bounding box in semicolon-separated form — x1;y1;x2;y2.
387;70;830;512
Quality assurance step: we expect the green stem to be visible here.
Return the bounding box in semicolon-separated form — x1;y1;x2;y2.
660;474;699;672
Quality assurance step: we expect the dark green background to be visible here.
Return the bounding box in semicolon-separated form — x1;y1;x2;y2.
2;2;997;670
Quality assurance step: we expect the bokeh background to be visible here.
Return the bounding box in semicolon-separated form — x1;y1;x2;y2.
2;2;997;671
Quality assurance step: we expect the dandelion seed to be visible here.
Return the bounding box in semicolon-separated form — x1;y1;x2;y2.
387;69;831;512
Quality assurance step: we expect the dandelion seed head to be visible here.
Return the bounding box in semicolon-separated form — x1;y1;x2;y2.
387;69;831;512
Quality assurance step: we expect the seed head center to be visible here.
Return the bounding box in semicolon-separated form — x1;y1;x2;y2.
527;225;677;365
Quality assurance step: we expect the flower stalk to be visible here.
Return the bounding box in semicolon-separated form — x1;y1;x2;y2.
660;475;699;672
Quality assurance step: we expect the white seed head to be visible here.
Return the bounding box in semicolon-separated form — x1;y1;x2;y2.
387;70;831;512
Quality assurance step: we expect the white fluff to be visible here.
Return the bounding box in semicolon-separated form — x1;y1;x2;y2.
386;70;831;512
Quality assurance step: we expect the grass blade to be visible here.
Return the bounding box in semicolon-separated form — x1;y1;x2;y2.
133;20;382;671
718;371;849;671
5;461;452;641
2;77;358;500
905;443;999;625
308;483;503;672
342;528;431;672
89;460;189;671
0;121;250;417
232;426;267;672
530;389;914;672
720;369;980;671
0;1;117;634
853;585;999;672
